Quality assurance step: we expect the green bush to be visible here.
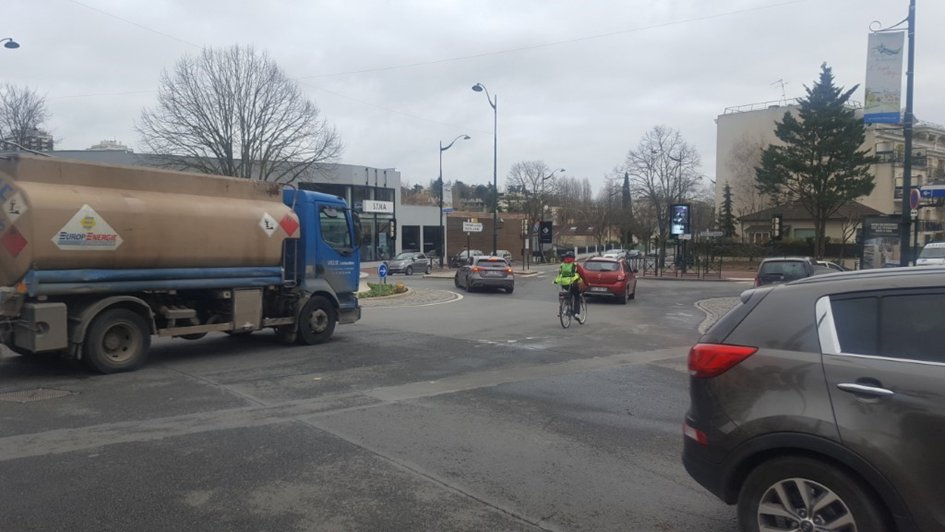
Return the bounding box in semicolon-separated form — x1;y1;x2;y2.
359;282;407;298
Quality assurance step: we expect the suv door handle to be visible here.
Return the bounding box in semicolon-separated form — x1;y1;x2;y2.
837;383;895;397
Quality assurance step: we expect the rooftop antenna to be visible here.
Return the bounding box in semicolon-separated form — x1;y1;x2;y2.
771;79;789;106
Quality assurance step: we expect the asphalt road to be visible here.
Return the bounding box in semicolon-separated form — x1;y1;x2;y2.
0;268;748;532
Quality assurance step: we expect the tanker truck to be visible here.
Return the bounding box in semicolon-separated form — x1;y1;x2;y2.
0;154;361;373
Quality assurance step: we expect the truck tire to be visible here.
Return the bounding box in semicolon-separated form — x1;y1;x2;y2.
297;296;336;345
83;308;151;373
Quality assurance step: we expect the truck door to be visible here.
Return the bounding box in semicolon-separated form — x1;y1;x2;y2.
314;203;359;295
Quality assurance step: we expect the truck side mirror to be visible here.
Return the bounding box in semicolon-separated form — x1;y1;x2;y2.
352;212;363;246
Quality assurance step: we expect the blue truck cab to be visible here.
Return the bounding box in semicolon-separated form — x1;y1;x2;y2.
284;188;361;325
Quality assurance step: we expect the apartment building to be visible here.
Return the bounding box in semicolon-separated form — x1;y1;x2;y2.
715;100;945;244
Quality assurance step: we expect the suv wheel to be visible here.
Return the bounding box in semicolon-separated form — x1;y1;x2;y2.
737;456;889;532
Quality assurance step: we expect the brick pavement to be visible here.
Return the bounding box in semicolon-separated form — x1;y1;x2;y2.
694;297;740;334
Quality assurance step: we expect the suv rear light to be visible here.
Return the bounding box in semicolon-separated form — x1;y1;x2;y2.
688;343;758;378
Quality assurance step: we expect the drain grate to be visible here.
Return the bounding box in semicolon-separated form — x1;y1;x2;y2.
0;388;74;403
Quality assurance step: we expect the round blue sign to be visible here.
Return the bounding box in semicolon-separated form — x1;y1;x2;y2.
378;263;388;278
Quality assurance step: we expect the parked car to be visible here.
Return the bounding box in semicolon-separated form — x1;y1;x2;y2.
754;256;829;287
683;266;945;532
581;257;637;304
449;249;483;268
454;255;514;293
916;241;945;266
385;251;431;275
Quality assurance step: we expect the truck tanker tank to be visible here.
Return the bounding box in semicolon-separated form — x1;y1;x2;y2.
0;155;300;287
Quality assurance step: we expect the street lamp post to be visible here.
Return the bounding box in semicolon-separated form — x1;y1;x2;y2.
1;38;20;49
439;134;470;268
472;83;498;254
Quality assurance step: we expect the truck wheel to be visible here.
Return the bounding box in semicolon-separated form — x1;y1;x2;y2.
297;296;336;345
83;308;151;373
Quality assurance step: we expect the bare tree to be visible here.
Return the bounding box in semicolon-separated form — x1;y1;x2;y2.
553;175;593;228
0;84;50;148
138;45;341;183
506;160;562;229
623;125;702;254
586;179;622;248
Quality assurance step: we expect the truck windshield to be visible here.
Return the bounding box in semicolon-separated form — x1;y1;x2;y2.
320;206;353;252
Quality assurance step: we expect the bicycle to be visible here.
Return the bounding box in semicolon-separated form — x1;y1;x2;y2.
558;286;587;329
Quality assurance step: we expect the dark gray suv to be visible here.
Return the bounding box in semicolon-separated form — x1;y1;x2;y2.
684;266;945;532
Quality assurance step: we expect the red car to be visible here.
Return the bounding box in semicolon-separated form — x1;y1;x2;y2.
581;257;637;304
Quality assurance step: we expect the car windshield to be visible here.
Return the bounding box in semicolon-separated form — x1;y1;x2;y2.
919;247;945;259
584;261;619;272
393;253;415;260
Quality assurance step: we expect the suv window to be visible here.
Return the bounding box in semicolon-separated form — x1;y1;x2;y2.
831;290;945;362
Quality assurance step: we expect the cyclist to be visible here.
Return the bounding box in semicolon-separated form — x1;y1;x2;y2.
554;251;587;316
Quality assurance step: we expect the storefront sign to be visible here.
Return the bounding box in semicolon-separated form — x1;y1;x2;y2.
362;200;394;214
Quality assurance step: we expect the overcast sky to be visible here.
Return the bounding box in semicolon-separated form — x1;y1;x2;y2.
5;0;943;193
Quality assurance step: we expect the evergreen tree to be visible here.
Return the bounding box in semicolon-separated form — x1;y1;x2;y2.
756;63;875;258
719;183;737;237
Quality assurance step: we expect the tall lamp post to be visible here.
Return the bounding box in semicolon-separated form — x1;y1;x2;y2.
472;82;498;254
1;38;20;49
439;134;470;268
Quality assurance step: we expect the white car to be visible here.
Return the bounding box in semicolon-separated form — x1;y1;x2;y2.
916;242;945;266
602;249;625;259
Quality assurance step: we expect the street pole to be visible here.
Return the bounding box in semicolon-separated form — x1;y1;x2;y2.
438;135;470;268
899;0;916;266
439;146;444;268
472;83;498;254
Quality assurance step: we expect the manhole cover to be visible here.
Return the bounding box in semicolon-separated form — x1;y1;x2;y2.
0;388;73;403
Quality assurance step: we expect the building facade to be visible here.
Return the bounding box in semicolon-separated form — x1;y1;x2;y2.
716;101;945;244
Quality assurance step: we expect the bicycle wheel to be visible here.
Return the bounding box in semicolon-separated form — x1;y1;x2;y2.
559;294;571;328
576;294;587;324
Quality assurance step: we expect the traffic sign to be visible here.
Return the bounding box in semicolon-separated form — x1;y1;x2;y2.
699;230;725;237
920;185;945;199
463;222;483;232
378;263;388;278
911;208;918;219
910;188;920;210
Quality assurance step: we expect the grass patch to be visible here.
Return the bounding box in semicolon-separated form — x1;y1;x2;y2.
359;282;407;298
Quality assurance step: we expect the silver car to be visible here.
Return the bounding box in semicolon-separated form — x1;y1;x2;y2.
385;251;431;275
684;266;945;532
454;255;514;293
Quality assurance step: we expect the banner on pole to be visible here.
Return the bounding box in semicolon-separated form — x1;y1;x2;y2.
442;184;453;213
863;31;905;124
